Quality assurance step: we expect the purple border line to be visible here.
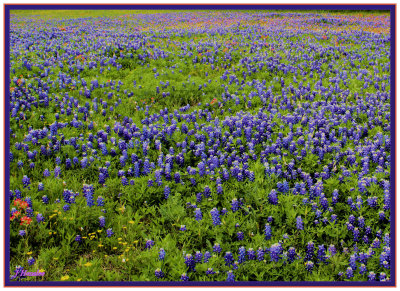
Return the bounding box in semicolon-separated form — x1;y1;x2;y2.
5;3;11;287
4;4;396;287
389;4;396;288
3;4;397;10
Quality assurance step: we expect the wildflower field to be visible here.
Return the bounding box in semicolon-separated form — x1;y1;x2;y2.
8;10;392;283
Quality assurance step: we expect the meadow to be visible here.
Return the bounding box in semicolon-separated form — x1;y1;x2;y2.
8;10;391;282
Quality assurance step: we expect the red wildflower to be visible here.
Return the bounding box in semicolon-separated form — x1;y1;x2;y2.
14;199;29;210
20;216;32;226
10;211;20;221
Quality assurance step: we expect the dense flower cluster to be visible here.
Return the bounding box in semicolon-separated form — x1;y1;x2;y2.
8;10;391;283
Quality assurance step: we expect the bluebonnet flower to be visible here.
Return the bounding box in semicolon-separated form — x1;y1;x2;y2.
98;173;106;184
296;216;304;230
213;243;222;254
97;196;104;207
155;268;164;279
206;268;215;275
158;248;165;261
121;176;128;186
210;208;221;226
81;157;88;169
368;271;376;281
184;254;196;272
72;157;79;167
174;172;181;184
238;246;246;263
237;231;244;241
376;229;383;238
106;228;114;237
328;244;337;257
194;208;202;221
224;252;234;266
270;243;283;262
257;247;265;261
27;257;35;266
42;195;49;204
180;273;189;281
19;230;26;236
317;245;327;264
226;270;235;282
164;186;170;199
83;184;94;207
22;175;31;188
287;247;297;263
203;185;211;198
231;198;240;212
268;190;278;205
198;162;206;177
330;214;338;223
359;264;367;275
358;216;365;228
346;267;354;279
12;265;25;280
146;239;155;249
249;171;255;182
54;166;61;178
204;251;211;263
247;248;255;260
66;158;72;169
195;251;203;263
353;228;360;242
365;226;372;236
384;233;390;247
349;254;357;270
75;235;82;243
180;225;187;231
367;197;378;208
372;238;381;248
196;192;202;203
305;241;314;261
305;261;314;273
36;213;44;223
26;207;33;217
277;180;289;193
14;189;22;199
380;251;390;269
264;223;272;240
99;216;106;228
